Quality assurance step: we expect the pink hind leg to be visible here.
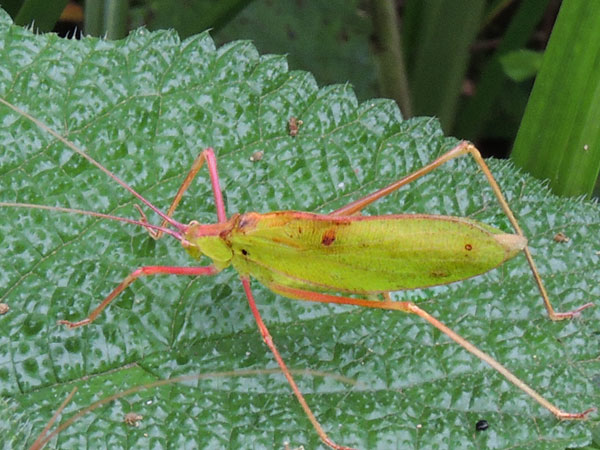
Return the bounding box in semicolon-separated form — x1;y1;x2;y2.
269;282;595;421
241;277;357;450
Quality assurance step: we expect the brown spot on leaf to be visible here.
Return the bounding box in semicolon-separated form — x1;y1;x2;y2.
321;229;336;246
465;243;473;251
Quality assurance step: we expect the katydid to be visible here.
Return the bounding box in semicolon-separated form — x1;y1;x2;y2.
0;96;595;450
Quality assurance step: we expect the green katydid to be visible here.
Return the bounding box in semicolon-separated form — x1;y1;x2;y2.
0;96;595;450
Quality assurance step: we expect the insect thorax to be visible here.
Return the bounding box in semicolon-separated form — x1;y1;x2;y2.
182;221;234;270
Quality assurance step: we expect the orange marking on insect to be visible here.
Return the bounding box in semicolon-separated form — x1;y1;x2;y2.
321;229;336;246
237;213;259;231
431;270;449;278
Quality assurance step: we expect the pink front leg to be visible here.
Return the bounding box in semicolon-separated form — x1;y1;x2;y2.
60;265;219;328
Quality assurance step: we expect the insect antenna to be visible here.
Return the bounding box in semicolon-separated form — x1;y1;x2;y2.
0;202;183;240
0;97;186;233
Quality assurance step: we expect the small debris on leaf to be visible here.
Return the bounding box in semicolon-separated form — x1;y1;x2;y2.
475;419;489;431
124;412;143;426
553;232;570;243
288;117;303;137
250;151;264;162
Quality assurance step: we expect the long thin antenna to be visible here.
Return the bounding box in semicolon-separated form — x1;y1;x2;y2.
0;97;186;233
0;202;183;240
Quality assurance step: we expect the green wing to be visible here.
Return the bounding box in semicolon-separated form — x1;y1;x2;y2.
228;211;523;293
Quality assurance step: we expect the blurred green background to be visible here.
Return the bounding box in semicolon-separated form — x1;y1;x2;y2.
3;0;599;197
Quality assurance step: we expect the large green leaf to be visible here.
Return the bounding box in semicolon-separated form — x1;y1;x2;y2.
0;10;598;449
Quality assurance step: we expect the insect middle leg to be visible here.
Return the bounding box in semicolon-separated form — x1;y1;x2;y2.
240;277;356;450
330;141;593;320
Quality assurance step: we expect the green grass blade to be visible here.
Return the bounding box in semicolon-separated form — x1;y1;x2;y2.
511;0;600;197
454;0;550;140
369;0;412;117
103;0;128;40
407;0;485;131
84;0;103;36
